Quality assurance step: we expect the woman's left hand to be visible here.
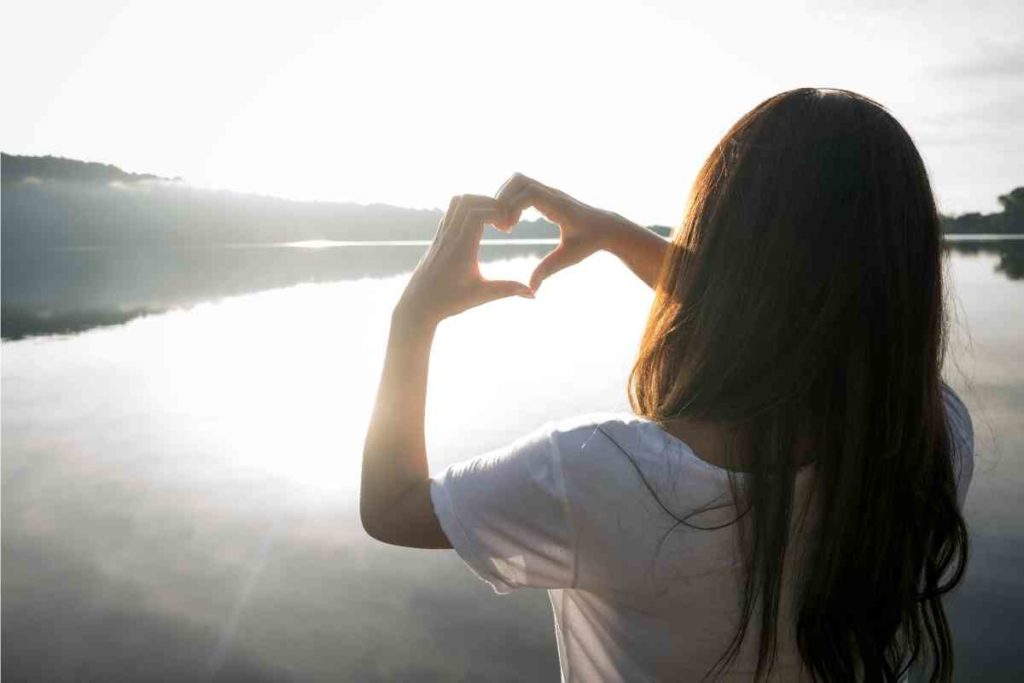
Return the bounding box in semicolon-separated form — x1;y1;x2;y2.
394;194;535;328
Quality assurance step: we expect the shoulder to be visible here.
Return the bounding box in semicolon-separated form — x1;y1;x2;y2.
541;411;651;452
536;412;673;483
456;413;642;477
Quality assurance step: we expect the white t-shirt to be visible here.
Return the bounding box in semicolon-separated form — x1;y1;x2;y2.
429;387;975;682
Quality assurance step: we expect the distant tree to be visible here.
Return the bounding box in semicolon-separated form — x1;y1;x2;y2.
998;187;1024;214
942;187;1024;234
998;187;1024;231
1;152;175;185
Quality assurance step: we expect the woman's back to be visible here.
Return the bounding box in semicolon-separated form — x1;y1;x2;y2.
429;386;974;680
541;415;818;681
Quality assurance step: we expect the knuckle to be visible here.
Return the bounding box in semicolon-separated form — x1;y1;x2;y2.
511;172;531;190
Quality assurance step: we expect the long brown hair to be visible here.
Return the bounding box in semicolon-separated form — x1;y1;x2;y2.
628;88;968;681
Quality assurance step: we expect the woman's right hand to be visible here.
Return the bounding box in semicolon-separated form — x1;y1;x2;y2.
494;173;625;292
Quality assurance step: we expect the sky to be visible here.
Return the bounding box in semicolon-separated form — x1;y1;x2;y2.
3;0;1022;225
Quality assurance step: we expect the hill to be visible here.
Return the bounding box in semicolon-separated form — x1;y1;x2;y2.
1;153;177;185
1;153;570;247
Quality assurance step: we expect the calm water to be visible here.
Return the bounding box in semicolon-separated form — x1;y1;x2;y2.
2;242;1022;681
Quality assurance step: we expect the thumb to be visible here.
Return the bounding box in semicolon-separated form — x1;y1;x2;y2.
530;245;577;292
479;279;535;304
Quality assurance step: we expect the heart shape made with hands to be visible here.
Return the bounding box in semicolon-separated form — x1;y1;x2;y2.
402;175;607;325
490;173;600;294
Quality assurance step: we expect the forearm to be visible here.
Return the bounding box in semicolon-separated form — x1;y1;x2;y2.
599;212;671;289
360;311;436;528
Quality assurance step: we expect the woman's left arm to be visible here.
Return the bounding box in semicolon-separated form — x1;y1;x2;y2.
360;195;534;548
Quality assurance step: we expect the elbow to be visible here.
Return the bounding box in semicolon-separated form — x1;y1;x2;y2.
360;469;388;542
360;512;378;541
361;519;388;544
362;523;386;544
360;501;382;542
362;518;405;547
359;499;392;544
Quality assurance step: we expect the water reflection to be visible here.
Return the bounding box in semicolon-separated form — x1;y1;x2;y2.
945;235;1024;281
5;237;1022;341
0;240;555;340
2;250;1022;680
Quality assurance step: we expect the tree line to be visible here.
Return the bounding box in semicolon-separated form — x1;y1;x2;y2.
941;187;1024;234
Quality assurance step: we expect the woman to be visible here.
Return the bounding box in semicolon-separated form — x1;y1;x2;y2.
360;88;974;681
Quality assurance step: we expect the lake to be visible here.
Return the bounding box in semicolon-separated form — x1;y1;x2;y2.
2;239;1022;681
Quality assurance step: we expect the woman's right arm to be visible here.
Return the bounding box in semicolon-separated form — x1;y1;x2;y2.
493;173;671;291
598;211;673;291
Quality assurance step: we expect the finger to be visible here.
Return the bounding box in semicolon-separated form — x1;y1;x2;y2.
495;172;526;200
436;195;494;254
495;191;524;231
422;195;460;265
446;194;500;235
495;173;559;229
440;194;460;230
502;182;570;228
478;278;535;304
529;244;579;292
430;195;458;244
494;173;531;229
434;195;462;248
460;205;505;247
494;172;533;204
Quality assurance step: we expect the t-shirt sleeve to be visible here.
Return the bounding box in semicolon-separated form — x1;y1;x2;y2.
429;422;577;594
941;383;975;511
